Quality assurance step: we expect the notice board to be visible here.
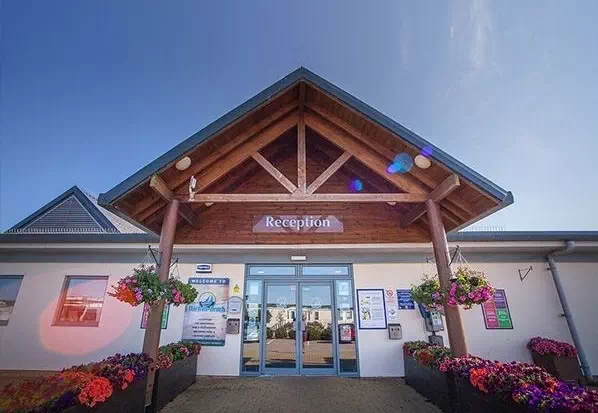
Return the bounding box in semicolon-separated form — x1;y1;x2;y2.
481;289;513;329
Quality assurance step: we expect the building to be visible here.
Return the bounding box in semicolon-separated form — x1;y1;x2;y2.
1;68;597;379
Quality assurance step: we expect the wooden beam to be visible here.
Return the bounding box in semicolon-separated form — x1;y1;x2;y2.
182;193;428;203
305;112;429;195
251;152;297;193
297;114;307;194
400;174;460;228
149;175;200;227
133;101;298;218
306;151;351;195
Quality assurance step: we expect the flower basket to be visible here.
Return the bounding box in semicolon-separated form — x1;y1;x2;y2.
454;377;528;413
404;352;457;413
531;351;581;383
62;376;147;413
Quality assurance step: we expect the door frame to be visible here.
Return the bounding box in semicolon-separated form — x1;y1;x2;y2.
240;264;360;377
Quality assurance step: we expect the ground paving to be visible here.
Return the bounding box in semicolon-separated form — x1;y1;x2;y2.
160;376;443;413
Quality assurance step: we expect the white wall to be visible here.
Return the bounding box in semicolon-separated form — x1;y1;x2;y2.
353;263;450;377
354;260;598;377
0;262;245;376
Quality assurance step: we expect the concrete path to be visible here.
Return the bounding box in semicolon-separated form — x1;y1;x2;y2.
160;376;442;413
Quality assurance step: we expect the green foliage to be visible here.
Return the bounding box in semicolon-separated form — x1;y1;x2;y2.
409;277;441;309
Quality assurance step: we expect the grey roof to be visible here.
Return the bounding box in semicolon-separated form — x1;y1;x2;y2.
6;186;146;235
448;231;598;242
98;67;513;217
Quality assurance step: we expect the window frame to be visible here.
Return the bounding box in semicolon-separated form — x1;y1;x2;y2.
53;275;109;327
0;275;25;327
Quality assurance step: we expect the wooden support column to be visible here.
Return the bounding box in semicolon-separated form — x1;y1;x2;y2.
142;199;179;402
426;199;468;357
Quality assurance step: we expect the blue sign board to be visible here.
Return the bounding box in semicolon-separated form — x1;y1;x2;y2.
397;289;415;310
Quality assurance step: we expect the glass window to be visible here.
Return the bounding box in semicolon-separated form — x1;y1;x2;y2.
249;266;296;276
336;279;357;373
302;266;349;276
0;276;24;326
54;276;108;326
242;280;262;372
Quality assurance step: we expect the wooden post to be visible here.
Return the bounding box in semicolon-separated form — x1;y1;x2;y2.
426;199;469;357
142;199;179;403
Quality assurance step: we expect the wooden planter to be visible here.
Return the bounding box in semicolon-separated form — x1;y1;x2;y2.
149;354;198;413
404;352;457;413
454;377;528;413
532;351;581;383
62;375;147;413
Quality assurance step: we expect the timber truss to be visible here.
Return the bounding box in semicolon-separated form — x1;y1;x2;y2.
146;90;461;229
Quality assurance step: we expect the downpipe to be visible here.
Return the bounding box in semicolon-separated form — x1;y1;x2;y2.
546;241;593;382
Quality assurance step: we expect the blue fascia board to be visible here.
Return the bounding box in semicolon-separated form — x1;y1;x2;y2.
0;233;159;243
99;67;511;209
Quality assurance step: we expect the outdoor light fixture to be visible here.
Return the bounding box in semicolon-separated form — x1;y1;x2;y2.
414;154;432;169
175;156;192;171
291;255;307;261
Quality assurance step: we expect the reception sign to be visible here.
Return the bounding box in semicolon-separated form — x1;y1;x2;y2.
482;289;513;329
182;278;230;345
253;215;343;233
357;289;387;329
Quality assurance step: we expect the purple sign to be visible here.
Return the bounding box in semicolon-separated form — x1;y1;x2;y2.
482;289;513;329
253;215;343;233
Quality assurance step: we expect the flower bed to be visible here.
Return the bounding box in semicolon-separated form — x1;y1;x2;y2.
528;337;581;383
149;342;201;413
0;353;151;413
403;341;598;413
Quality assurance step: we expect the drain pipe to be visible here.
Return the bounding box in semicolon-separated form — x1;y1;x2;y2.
546;241;593;382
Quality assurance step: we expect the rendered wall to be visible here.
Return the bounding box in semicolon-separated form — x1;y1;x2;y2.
353;261;598;377
0;262;244;376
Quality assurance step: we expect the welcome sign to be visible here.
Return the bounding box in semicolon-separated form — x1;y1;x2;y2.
182;278;229;346
253;215;343;233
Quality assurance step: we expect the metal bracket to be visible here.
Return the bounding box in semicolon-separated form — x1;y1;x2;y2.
518;265;533;282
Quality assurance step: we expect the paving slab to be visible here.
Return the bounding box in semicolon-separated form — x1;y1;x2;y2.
160;376;442;413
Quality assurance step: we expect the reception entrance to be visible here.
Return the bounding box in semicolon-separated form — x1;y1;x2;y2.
241;265;358;376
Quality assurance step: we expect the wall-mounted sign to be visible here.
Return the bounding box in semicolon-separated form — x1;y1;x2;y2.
140;303;169;329
397;289;415;310
196;263;213;274
385;289;399;322
482;289;513;329
252;215;343;233
183;278;230;345
357;289;387;329
227;296;243;315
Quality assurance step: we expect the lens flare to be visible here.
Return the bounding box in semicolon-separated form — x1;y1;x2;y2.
349;179;364;192
420;146;433;158
387;153;413;174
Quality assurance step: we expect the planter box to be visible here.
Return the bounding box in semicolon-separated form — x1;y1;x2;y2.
404;353;457;413
149;355;198;413
62;375;147;413
532;351;581;383
454;377;528;413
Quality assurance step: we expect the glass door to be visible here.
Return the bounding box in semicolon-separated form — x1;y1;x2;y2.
263;282;298;374
299;282;336;375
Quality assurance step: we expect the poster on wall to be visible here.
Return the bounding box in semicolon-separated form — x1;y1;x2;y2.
482;289;513;329
182;278;230;345
140;303;170;329
397;289;415;310
356;289;387;329
384;289;399;322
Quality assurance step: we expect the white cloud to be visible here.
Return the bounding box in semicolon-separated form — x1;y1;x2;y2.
468;0;493;70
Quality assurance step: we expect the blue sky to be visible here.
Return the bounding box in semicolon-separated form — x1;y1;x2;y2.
1;1;597;231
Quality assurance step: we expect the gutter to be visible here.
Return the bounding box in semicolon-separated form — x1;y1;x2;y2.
546;241;593;381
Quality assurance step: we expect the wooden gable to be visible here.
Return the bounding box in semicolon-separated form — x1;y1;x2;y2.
100;69;512;244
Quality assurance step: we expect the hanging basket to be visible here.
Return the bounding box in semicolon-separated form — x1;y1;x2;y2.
108;265;198;307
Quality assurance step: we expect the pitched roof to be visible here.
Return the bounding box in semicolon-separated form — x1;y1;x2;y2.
7;186;146;235
98;67;512;213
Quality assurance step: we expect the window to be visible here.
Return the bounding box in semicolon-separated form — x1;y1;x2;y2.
314;311;319;321
54;276;108;326
0;276;24;326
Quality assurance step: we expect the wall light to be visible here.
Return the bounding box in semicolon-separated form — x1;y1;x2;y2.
175;156;192;171
414;154;432;169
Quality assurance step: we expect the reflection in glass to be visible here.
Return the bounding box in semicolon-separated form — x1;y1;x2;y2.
302;266;349;276
249;266;296;276
0;276;24;326
301;284;334;369
56;277;107;325
336;280;357;373
265;284;297;369
242;280;262;372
